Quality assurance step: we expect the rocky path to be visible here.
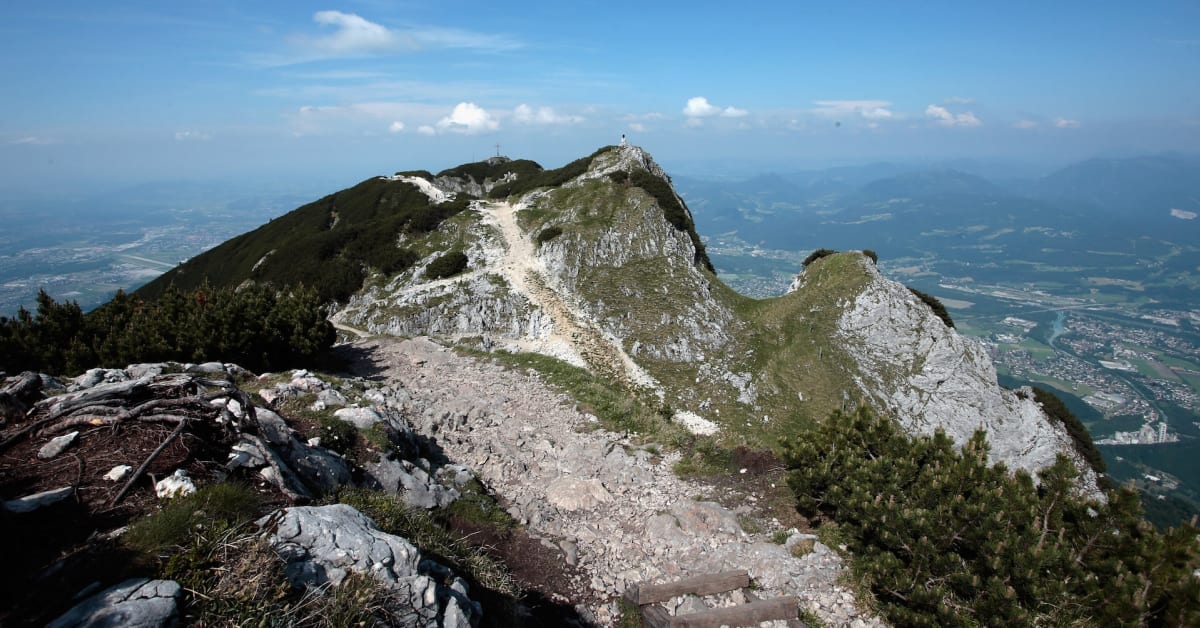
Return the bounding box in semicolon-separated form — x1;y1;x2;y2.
347;336;883;627
479;200;659;392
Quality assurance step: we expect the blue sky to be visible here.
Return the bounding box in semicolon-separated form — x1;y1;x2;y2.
2;0;1198;190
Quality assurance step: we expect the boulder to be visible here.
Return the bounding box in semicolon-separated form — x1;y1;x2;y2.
261;504;480;627
47;578;181;628
366;457;460;509
334;406;383;429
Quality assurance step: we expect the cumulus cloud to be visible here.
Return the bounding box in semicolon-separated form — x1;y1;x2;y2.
1012;119;1039;130
683;97;749;120
813;100;894;121
925;104;982;127
513;104;583;125
1055;118;1081;129
174;130;210;141
436;102;499;134
388;121;405;133
417;125;436;136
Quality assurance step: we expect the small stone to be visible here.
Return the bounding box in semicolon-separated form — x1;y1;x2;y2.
155;469;196;499
103;465;132;482
38;431;79;459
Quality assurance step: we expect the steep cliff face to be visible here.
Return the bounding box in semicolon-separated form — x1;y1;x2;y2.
812;253;1099;490
332;145;1098;490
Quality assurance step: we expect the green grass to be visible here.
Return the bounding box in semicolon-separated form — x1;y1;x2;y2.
124;482;262;555
733;252;873;443
479;350;680;442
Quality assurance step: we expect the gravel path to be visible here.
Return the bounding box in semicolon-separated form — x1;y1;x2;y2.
345;336;884;627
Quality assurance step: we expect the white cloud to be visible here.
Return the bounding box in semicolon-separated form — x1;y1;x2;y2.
8;136;60;145
1055;118;1081;129
275;11;522;64
417;125;436;136
683;96;748;120
388;121;405;133
310;11;398;54
288;101;444;135
174;130;210;141
628;122;647;132
1012;119;1039;130
812;100;894;121
436;102;499;134
683;96;720;117
925;104;982;127
513;104;583;125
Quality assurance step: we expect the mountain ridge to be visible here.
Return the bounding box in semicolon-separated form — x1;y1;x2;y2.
201;142;1095;490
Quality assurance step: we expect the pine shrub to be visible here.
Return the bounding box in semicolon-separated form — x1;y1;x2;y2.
782;406;1200;626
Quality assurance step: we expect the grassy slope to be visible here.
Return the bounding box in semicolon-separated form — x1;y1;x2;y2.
733;253;872;443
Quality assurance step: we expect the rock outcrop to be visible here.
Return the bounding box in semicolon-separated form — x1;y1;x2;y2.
827;253;1100;491
48;578;182;628
261;504;481;628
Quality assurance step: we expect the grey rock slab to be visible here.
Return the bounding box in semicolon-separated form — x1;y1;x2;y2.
545;477;612;511
47;578;181;628
38;431;79;459
333;405;382;429
263;504;422;587
2;486;75;513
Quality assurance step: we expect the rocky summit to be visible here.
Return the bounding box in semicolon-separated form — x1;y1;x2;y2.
331;144;1098;487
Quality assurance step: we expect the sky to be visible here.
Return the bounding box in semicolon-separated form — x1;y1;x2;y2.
2;0;1198;192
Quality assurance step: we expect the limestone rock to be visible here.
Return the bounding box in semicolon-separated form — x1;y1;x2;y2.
154;470;196;499
834;255;1100;492
333;405;382;429
38;431;79;459
261;504;480;627
47;578;181;628
545;477;612;511
104;465;132;482
2;486;74;513
365;456;460;509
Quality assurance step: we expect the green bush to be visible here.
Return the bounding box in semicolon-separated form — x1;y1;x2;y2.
907;286;955;328
802;248;838;268
862;249;878;264
1031;386;1107;478
535;225;563;245
424;251;469;280
783;406;1200;626
627;169;715;272
137;175;463;304
1;284;335;376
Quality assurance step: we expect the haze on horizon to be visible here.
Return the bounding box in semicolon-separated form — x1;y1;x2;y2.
2;0;1198;194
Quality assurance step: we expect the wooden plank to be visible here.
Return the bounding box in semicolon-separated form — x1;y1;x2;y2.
641;604;672;628
670;596;799;628
634;570;751;605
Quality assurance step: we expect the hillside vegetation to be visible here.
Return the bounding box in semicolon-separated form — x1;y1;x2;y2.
0;285;333;375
